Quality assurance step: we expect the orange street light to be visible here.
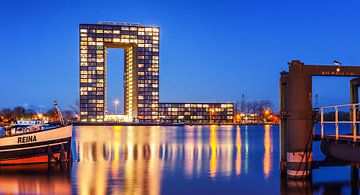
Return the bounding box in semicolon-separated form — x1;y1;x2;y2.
37;113;43;119
236;114;241;120
264;109;270;115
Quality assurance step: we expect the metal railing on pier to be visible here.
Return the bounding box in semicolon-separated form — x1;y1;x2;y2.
320;103;359;142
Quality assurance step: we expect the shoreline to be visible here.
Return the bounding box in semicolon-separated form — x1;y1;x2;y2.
1;122;279;127
72;122;279;126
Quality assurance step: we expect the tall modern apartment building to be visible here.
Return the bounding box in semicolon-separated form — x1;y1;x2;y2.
79;22;233;124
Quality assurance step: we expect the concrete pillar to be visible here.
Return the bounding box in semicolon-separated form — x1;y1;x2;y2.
350;79;359;105
280;72;288;176
285;60;313;178
350;78;360;136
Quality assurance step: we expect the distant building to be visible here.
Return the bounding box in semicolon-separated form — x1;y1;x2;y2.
159;103;233;124
79;22;233;124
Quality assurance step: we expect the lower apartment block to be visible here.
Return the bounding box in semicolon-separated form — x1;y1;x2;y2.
158;103;234;124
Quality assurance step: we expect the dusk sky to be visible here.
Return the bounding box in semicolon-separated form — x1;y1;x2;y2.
1;0;359;112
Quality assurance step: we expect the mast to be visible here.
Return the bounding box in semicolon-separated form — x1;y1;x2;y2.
54;101;65;125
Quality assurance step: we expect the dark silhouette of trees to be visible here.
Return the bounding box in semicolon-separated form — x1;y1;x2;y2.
63;110;74;121
12;106;26;119
0;107;38;123
0;108;13;121
69;100;80;115
0;104;80;125
45;108;57;120
235;99;274;115
9;107;36;120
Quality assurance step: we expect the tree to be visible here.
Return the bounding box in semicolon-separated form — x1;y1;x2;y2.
240;95;247;113
13;106;26;119
69;100;80;115
24;109;36;119
0;108;13;121
45;108;57;121
62;110;74;121
234;100;241;113
234;96;275;115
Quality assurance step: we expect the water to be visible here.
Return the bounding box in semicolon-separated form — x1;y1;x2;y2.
0;125;357;194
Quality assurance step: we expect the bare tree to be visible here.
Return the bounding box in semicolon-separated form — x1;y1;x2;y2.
234;97;274;115
0;108;13;122
13;106;26;119
62;110;74;121
24;109;36;119
69;100;80;115
45;108;57;120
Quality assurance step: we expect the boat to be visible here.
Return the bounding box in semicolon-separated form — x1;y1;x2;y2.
0;101;72;165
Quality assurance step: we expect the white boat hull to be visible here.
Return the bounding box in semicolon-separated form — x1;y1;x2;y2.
0;125;72;165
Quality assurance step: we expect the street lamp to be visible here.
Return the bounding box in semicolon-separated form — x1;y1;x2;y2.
114;100;119;115
37;113;43;119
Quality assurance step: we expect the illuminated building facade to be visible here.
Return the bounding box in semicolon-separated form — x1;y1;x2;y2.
79;22;159;122
79;22;233;124
158;103;234;124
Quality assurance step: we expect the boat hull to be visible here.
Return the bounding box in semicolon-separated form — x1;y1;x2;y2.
0;125;72;165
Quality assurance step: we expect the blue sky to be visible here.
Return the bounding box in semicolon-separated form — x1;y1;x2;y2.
0;0;359;112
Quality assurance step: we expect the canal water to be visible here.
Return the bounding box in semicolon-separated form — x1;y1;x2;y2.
0;125;357;194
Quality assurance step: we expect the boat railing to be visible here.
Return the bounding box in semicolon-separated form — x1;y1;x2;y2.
2;125;44;137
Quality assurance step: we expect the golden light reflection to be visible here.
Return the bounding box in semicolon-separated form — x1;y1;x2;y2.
209;125;218;178
75;126;164;195
0;164;71;194
184;127;195;177
235;126;242;175
112;126;121;178
73;125;242;193
195;126;203;177
220;126;233;176
0;125;254;194
263;125;272;178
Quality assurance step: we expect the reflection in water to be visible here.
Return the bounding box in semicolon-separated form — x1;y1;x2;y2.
184;126;195;177
236;126;242;175
280;176;313;195
244;126;249;174
281;173;360;195
0;125;283;194
209;125;217;178
263;125;272;178
75;126;165;195
74;125;247;193
0;163;71;194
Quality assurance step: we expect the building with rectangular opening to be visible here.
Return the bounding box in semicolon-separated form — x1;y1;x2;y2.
79;22;233;124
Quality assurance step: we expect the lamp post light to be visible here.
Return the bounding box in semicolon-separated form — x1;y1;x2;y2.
114;100;119;115
37;113;43;120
